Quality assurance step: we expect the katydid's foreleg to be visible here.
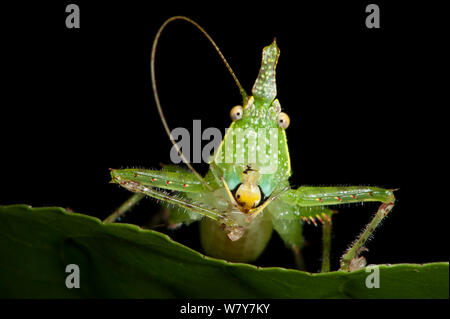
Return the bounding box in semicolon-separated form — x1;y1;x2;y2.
110;168;238;228
281;186;396;271
110;168;208;193
107;167;207;224
105;167;206;223
106;166;213;224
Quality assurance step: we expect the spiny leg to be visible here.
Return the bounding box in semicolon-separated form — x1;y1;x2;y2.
105;166;208;223
111;167;209;193
280;186;396;271
105;166;209;223
298;206;335;272
340;201;394;271
297;206;335;272
109;168;239;230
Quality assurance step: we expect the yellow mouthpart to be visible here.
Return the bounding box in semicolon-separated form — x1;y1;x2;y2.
236;183;261;212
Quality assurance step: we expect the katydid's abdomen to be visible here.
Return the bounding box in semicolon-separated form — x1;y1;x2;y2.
199;211;273;262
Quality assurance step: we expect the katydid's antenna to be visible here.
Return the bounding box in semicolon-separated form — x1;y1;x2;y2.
151;16;247;196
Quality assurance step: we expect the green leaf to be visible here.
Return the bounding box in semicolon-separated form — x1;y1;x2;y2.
0;204;448;298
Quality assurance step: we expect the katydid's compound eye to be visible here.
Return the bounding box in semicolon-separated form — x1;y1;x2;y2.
230;105;243;121
278;112;290;129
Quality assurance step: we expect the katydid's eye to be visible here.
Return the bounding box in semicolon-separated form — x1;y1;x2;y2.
278;112;290;129
230;105;243;121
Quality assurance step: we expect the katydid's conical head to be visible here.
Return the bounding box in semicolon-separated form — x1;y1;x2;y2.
213;40;291;210
251;39;280;107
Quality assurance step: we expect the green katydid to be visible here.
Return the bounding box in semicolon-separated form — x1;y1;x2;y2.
106;16;396;272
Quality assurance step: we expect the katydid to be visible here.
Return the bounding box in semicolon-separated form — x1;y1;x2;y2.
106;16;396;272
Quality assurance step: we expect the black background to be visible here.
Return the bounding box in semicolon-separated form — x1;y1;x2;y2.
1;1;446;273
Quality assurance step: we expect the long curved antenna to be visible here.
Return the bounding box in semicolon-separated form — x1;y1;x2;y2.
151;16;248;192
